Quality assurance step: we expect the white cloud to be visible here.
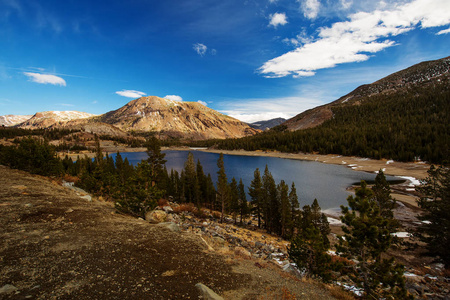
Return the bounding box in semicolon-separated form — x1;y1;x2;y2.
300;0;321;20
269;0;279;3
437;27;450;35
217;96;324;123
269;12;288;28
260;0;450;78
164;95;183;101
115;90;146;98
197;100;208;106
23;72;66;86
58;103;74;107
193;43;207;56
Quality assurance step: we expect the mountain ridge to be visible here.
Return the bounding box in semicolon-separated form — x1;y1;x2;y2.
284;56;450;131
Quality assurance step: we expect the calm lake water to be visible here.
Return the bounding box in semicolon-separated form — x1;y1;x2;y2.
111;150;398;211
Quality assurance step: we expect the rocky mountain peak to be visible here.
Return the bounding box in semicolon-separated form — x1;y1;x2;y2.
99;96;259;140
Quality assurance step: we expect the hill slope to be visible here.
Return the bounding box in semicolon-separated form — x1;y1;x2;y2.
98;96;259;140
217;57;450;163
17;111;96;129
284;56;450;130
0;115;32;127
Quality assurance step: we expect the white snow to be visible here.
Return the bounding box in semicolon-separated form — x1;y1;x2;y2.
391;232;411;238
400;176;421;187
327;217;342;225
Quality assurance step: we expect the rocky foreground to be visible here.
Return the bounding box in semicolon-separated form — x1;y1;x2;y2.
0;166;336;300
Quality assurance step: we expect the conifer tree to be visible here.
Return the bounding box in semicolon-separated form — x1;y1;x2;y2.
262;165;279;233
337;181;408;299
238;178;249;224
278;180;291;238
216;153;228;223
249;168;263;228
229;177;240;223
416;165;450;267
289;182;300;233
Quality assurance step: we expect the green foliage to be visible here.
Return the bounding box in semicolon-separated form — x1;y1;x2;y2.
0;137;63;176
289;226;332;282
288;199;332;281
216;83;450;163
337;180;408;299
249;168;263;228
216;153;229;222
416;165;450;267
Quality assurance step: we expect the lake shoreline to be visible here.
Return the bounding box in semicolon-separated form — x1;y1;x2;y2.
61;145;429;208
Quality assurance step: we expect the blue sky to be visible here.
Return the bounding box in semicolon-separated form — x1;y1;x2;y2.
1;0;449;123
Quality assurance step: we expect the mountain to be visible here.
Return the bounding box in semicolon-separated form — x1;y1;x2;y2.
250;118;286;130
18;111;97;129
284;56;450;130
0;115;32;127
97;96;259;140
216;56;450;163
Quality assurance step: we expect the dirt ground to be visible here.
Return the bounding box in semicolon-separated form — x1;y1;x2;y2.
0;165;336;300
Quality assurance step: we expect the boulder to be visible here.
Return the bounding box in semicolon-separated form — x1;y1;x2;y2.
156;222;180;232
145;210;168;224
234;246;252;259
195;283;224;300
162;206;173;213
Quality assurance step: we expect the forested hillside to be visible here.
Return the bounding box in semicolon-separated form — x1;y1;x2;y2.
216;82;449;164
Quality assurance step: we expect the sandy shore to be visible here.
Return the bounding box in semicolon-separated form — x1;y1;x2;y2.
196;149;430;180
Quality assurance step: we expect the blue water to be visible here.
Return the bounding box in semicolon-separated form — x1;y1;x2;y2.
111;150;397;211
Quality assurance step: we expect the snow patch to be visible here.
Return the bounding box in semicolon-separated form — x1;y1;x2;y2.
327;217;342;225
400;176;421;186
391;232;411;238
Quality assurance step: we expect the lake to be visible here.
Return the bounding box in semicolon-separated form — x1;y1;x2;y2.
111;150;399;212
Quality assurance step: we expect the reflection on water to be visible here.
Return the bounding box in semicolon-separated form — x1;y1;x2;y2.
111;151;398;210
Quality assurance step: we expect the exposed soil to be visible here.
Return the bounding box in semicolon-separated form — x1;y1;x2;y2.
0;165;336;299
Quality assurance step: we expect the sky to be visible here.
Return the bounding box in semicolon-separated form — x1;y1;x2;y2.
0;0;449;123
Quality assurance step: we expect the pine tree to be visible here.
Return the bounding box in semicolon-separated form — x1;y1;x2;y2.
289;182;300;234
337;181;408;299
262;165;279;233
238;178;249;224
416;165;450;267
229;177;240;224
289;226;332;282
373;169;396;218
278;180;292;239
216;153;228;223
183;152;197;203
249;168;263;228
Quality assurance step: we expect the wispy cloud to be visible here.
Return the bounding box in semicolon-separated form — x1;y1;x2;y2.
437;27;450;35
23;72;66;86
299;0;321;20
58;103;74;107
115;90;146;98
164;95;183;101
193;43;207;56
217;96;324;123
260;0;450;78
197;100;207;106
269;12;288;28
